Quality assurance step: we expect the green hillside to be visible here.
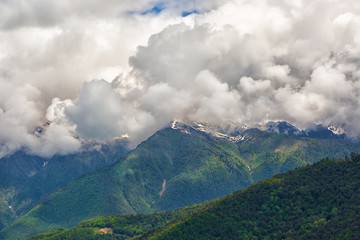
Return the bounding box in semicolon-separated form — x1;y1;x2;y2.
0;152;44;230
0;128;252;240
31;153;360;240
0;140;128;231
2;127;360;239
144;154;360;240
0;129;251;239
236;128;360;181
29;204;206;240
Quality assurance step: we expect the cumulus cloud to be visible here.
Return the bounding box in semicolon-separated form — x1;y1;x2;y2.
2;0;360;157
0;0;199;157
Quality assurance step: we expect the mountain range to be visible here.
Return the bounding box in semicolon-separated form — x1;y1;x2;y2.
0;121;359;239
30;153;360;239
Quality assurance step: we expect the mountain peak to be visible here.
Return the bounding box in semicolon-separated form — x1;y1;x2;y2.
265;121;303;136
171;120;356;143
171;120;248;142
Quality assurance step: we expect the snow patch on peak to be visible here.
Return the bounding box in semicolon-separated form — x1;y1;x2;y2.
171;120;247;142
328;125;346;135
172;120;358;143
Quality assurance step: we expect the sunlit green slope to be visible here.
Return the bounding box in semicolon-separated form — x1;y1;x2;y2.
32;154;360;240
1;128;251;239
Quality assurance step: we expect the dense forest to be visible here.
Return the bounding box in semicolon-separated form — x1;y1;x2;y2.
30;153;360;239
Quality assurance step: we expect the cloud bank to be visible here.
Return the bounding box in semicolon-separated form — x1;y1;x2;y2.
2;0;360;157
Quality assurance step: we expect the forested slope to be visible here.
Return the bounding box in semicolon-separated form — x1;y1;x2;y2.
31;153;360;239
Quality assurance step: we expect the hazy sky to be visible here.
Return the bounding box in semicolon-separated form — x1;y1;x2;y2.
1;0;360;157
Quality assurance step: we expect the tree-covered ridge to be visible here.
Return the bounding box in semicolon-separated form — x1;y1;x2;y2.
28;204;206;240
29;213;177;240
32;153;360;239
144;153;360;239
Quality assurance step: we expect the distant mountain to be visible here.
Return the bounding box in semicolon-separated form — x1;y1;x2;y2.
263;121;348;140
0;139;128;231
305;124;346;139
172;120;248;141
265;121;304;136
174;122;360;181
30;154;360;240
173;120;349;141
2;126;360;239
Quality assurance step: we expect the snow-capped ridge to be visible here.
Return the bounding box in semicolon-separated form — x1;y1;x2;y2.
171;120;357;143
171;120;248;142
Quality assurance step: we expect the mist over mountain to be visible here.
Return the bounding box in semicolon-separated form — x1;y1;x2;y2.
2;0;360;158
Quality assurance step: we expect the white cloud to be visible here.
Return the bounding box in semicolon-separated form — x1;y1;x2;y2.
2;0;360;157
